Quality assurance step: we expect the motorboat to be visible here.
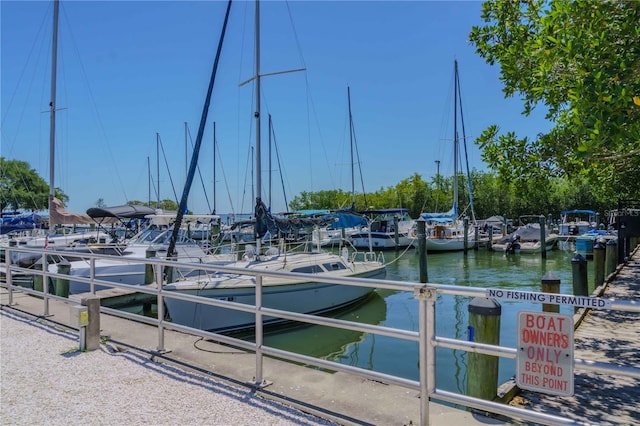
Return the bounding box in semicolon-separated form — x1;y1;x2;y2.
349;208;415;250
163;248;386;333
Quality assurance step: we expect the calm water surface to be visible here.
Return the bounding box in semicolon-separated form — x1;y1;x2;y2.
241;248;589;393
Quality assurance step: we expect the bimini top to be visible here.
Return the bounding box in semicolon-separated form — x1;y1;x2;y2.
86;204;156;220
561;209;596;215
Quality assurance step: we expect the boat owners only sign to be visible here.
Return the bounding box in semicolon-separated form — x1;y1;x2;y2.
516;311;574;396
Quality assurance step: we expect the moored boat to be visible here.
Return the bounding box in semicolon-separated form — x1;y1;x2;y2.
349;208;415;250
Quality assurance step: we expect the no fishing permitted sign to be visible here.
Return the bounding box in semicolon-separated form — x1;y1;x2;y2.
516;311;574;396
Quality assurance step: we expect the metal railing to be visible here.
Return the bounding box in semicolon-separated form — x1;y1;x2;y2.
2;245;639;426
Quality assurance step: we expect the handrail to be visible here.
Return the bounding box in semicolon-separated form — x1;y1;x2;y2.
2;245;639;426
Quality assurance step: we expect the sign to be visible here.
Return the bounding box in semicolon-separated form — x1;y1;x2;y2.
516;311;574;396
485;289;611;309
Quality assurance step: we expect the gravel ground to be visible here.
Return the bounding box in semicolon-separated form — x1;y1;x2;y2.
0;309;337;426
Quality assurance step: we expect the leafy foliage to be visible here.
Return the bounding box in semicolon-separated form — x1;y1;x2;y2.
469;0;640;198
0;157;67;211
288;170;619;224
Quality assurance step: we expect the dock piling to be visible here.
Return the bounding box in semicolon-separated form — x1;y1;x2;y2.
541;272;560;313
539;216;547;259
605;238;617;277
571;254;588;302
467;298;501;401
593;238;606;290
55;259;70;298
145;249;157;284
417;218;428;283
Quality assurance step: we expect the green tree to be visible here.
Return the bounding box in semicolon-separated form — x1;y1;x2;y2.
289;189;354;211
0;157;67;211
469;0;640;199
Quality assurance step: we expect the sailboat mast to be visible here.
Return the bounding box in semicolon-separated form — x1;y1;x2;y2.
213;122;217;215
254;0;262;206
347;86;355;208
48;0;60;228
156;133;160;208
453;60;459;217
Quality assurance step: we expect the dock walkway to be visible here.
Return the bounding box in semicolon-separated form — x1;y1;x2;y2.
0;291;502;425
510;247;640;424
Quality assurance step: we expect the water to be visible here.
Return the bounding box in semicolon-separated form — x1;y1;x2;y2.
230;248;585;393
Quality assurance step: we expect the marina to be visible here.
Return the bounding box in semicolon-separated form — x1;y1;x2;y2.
2;1;639;424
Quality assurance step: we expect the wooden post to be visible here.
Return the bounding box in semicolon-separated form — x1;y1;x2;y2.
463;217;469;255
592;238;606;291
81;296;101;351
474;225;479;250
55;259;70;298
467;298;501;401
571;254;588;305
394;216;399;249
487;226;493;251
541;272;560;313
605;238;617;277
145;248;157;284
539;216;547;259
417;218;427;283
33;259;44;292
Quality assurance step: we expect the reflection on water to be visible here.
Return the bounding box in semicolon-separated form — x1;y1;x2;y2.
228;291;388;366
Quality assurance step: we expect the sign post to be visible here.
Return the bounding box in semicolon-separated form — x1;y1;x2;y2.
516;311;574;396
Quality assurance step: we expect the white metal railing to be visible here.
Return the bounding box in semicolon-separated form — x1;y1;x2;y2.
2;245;639;426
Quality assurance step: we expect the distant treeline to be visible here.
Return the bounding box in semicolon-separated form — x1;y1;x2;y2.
288;170;618;225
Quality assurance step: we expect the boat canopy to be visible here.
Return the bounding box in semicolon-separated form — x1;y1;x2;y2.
292;208;367;229
322;211;368;229
561;209;596;217
86;204;156;220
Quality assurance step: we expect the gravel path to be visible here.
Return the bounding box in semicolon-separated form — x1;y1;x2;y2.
0;309;337;426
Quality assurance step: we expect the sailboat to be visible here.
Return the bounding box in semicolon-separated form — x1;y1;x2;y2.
312;86;370;248
163;1;386;333
412;60;477;252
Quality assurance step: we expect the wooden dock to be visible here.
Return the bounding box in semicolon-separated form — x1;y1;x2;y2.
508;246;640;424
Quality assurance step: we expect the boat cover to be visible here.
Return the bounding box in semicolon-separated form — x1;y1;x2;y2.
86;204;156;220
420;205;457;220
50;197;94;225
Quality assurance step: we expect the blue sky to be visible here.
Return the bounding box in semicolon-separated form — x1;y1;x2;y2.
1;1;552;215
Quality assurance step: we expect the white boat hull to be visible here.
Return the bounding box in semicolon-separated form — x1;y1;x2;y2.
350;232;413;249
424;237;476;252
163;253;386;332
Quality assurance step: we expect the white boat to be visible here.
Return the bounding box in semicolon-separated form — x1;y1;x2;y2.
164;250;385;333
162;0;386;332
423;219;476;252
558;209;597;236
492;220;558;254
49;213;236;294
349;208;415;250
